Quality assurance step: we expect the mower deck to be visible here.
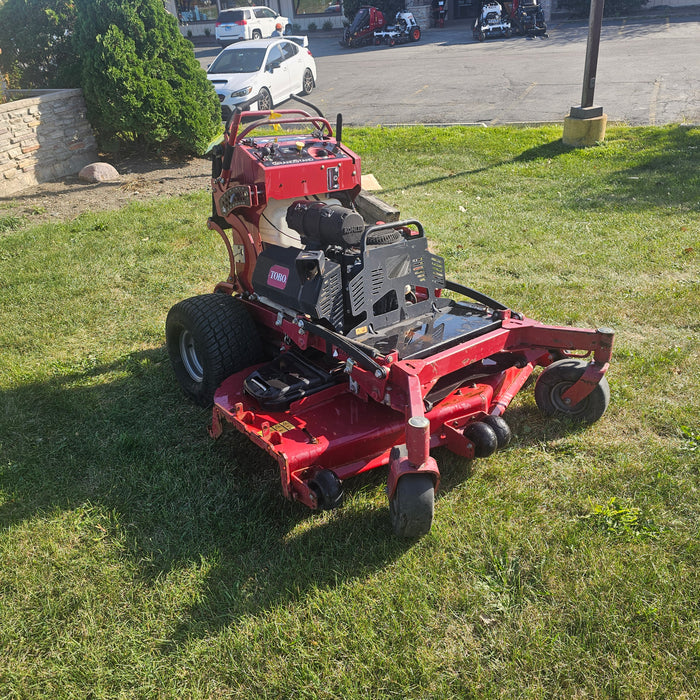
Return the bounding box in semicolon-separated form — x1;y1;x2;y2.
209;292;613;512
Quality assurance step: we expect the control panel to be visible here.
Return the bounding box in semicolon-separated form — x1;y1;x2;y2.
231;135;362;200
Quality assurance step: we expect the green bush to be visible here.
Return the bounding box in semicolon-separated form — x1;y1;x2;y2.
322;20;334;31
73;0;221;155
556;0;649;19
307;21;317;31
0;0;79;89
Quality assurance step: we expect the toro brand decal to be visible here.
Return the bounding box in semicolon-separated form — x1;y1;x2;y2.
267;265;289;290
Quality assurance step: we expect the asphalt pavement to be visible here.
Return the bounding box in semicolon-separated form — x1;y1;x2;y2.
194;11;700;127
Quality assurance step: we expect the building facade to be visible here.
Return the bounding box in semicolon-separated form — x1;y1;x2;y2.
174;0;699;35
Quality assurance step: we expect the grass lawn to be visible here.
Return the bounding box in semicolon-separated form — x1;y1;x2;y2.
1;124;698;698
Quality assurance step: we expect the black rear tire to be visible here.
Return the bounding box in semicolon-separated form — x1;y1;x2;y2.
166;294;263;407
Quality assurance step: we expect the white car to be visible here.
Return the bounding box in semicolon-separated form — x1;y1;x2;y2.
208;38;317;120
215;6;290;46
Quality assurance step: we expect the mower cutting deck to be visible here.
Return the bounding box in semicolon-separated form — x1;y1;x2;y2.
166;98;613;537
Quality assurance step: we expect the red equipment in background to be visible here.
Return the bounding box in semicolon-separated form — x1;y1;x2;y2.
340;6;386;47
434;0;447;27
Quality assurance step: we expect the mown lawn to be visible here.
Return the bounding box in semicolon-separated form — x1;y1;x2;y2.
1;124;698;698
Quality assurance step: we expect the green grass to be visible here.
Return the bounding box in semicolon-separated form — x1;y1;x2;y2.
1;125;699;698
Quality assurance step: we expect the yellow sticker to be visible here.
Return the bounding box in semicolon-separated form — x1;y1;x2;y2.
354;326;369;336
258;420;295;437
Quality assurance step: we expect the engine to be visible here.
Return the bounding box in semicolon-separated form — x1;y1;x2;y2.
251;200;446;338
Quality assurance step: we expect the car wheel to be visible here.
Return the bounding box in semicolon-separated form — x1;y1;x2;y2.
257;87;273;111
252;29;262;40
301;68;314;95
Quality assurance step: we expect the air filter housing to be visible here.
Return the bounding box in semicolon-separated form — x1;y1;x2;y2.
286;200;365;248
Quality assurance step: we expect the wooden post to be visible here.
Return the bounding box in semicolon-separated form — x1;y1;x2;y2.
562;0;607;146
579;0;606;113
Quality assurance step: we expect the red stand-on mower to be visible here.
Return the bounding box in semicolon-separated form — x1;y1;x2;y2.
340;5;385;47
166;98;614;537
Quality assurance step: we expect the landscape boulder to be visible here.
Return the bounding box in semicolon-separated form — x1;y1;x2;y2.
78;162;120;183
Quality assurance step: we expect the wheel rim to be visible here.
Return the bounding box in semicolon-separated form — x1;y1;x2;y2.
303;70;313;93
550;381;588;416
259;90;272;110
179;329;204;383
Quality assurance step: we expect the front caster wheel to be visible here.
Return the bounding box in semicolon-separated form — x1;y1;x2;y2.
390;474;434;538
481;415;512;449
535;358;610;423
309;469;344;510
463;421;498;458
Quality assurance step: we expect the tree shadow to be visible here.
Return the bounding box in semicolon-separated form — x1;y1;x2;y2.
0;349;413;644
0;347;596;651
394;125;699;214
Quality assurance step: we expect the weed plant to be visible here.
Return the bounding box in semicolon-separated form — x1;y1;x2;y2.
0;125;698;697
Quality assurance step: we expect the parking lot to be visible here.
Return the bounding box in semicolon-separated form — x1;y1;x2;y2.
195;13;700;126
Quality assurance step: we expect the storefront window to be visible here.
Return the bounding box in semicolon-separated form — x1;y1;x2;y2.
293;0;342;16
177;1;218;22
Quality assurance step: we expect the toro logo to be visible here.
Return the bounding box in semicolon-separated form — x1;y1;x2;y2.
267;264;289;290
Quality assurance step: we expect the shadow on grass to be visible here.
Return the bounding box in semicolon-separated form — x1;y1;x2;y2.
378;124;698;217
0;350;415;643
515;124;700;211
0;349;590;648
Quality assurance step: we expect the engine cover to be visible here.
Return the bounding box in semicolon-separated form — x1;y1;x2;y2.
252;244;345;331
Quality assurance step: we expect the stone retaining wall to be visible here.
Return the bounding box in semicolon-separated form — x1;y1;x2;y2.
0;89;97;197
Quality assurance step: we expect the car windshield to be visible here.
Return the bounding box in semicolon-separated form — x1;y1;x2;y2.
208;48;266;74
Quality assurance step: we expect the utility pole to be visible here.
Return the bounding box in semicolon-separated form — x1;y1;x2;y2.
562;0;607;146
